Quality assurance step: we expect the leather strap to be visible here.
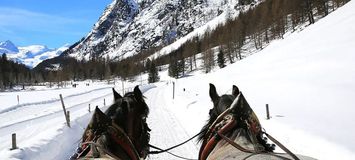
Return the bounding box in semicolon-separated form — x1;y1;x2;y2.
109;123;140;160
217;132;255;153
263;132;300;160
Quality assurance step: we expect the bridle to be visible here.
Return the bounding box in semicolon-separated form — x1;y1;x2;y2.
199;93;301;160
199;107;238;160
122;94;151;158
72;97;150;160
73;120;140;160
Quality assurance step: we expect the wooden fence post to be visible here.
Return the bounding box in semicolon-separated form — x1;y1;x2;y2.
121;80;125;95
172;82;175;99
66;111;70;127
104;99;106;106
11;133;17;150
17;95;20;105
59;94;70;127
88;104;91;112
266;104;270;120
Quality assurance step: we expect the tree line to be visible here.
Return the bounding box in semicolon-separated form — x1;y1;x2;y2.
1;0;350;89
157;0;350;77
0;54;35;90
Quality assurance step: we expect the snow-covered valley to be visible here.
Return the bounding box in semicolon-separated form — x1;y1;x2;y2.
1;0;355;160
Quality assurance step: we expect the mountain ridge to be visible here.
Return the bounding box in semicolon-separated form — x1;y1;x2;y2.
64;0;245;60
0;40;19;54
0;40;69;68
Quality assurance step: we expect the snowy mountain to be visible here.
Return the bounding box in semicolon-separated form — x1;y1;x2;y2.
18;45;51;58
15;44;69;68
0;40;19;54
65;0;249;60
0;40;70;68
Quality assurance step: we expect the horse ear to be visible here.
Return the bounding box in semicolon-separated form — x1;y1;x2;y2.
232;85;239;96
113;88;122;100
209;83;219;103
134;85;143;101
87;107;111;130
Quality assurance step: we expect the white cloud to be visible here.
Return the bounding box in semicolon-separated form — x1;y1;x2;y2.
0;7;88;33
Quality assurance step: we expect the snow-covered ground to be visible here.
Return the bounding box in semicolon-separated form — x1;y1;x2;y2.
0;80;142;159
1;1;355;160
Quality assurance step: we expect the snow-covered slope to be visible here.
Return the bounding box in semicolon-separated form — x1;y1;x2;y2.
1;1;355;160
149;1;355;159
67;0;247;60
2;42;70;68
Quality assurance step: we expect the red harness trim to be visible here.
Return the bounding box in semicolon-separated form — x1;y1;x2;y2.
110;131;140;160
108;123;140;160
200;116;237;160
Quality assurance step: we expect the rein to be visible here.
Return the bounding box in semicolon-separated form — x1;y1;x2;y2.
79;141;122;160
263;131;300;160
148;130;203;160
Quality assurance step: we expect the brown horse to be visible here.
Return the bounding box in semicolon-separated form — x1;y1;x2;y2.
71;86;151;160
198;84;316;160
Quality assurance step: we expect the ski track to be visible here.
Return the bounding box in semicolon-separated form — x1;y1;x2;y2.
0;87;113;129
0;92;112;131
146;84;199;160
0;86;112;114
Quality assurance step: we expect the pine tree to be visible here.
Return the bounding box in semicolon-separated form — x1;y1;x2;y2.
178;58;185;77
217;47;226;68
145;58;152;73
148;61;160;83
168;57;179;78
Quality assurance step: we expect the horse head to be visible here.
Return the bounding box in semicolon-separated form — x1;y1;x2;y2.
106;86;150;158
74;86;150;160
198;83;275;160
198;83;239;143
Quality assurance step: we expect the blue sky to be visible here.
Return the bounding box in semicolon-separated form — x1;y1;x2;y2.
0;0;112;48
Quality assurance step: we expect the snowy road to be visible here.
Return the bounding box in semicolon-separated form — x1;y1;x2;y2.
0;82;202;159
145;83;199;160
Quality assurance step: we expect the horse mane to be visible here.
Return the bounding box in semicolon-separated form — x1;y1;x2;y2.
197;95;235;142
197;111;218;142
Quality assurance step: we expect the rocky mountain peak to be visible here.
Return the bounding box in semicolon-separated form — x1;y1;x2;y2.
0;40;19;53
66;0;242;61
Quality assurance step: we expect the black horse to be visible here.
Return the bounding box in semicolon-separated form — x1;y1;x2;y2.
71;86;151;160
198;84;315;160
